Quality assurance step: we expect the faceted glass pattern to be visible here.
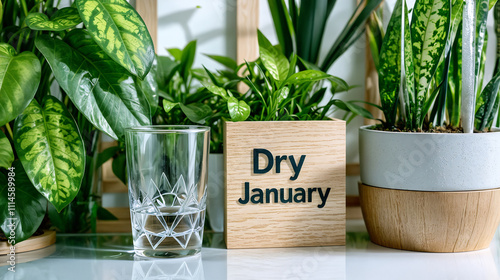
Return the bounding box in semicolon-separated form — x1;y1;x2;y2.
125;126;210;258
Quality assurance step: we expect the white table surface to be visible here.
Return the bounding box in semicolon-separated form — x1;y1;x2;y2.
2;219;500;280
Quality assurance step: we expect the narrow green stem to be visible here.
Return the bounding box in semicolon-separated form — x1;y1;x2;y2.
5;123;14;139
20;0;29;17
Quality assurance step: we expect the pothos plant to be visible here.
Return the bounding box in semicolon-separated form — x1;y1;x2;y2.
203;31;373;122
375;0;500;131
0;0;155;242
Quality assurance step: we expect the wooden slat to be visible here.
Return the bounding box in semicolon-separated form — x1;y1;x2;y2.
136;0;158;52
346;163;360;176
346;206;363;220
236;0;259;64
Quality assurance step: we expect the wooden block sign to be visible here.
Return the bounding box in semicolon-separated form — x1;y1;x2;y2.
224;120;346;249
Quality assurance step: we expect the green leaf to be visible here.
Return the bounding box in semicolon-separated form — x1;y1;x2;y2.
227;97;250;121
257;30;290;82
411;0;450;126
0;44;41;127
0;130;13;170
75;0;154;79
35;30;152;140
96;146;120;168
13;96;85;212
276;87;290;104
179;41;197;80
204;84;228;99
179;103;212;124
167;48;182;61
138;70;159;116
475;72;500;131
333;99;375;120
112;152;126;184
284;70;330;85
205;54;237;70
296;0;329;64
163;99;178;113
328;76;350;93
26;7;82;31
97;205;118;220
0;161;46;243
156;55;180;91
267;0;294;58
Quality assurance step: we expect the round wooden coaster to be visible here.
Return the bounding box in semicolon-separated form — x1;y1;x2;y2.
0;230;56;255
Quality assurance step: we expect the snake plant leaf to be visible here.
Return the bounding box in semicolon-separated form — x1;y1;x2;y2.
13;96;85;212
35;30;152;140
0;130;13;169
267;0;295;58
491;0;499;9
75;0;154;79
411;0;450;127
476;0;490;87
227;97;251;122
25;7;82;31
0;44;41;127
257;30;290;83
179;103;212;124
0;161;47;243
377;0;404;126
475;72;500;131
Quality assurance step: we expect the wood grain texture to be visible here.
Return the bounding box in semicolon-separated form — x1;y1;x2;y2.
96;207;131;233
136;0;158;52
359;183;500;252
224;120;346;249
0;230;56;255
236;0;259;93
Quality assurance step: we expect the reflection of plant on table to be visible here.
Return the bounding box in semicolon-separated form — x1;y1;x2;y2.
0;0;155;243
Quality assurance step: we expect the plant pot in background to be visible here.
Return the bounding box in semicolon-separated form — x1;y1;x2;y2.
207;153;224;232
359;125;500;252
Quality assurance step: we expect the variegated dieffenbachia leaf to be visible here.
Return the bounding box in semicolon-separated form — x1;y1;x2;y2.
75;0;154;79
0;130;13;169
0;44;41;127
25;7;82;31
35;30;152;140
411;0;450;127
13;96;85;212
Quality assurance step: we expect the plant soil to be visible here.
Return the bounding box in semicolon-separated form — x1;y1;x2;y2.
371;124;489;133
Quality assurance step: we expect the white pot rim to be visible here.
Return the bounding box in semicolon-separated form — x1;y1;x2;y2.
360;125;500;135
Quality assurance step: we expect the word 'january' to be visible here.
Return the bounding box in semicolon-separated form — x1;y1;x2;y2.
238;149;331;208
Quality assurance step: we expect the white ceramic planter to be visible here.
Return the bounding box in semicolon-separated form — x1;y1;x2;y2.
359;125;500;191
206;153;224;232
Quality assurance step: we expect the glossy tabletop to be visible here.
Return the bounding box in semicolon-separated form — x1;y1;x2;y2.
1;220;500;280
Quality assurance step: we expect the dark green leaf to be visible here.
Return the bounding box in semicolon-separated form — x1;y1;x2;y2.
179;103;212;124
0;130;14;170
96;146;120;168
180;40;197;80
334;99;374;119
267;0;294;57
112;152;126;184
475;72;500;131
296;0;329;64
75;0;154;79
97;205;118;220
0;44;41;127
35;30;152;140
0;161;46;243
14;96;85;212
26;7;82;31
137;70;159;116
227;97;251;121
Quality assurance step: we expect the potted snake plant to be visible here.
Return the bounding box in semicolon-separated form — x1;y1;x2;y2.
0;0;155;251
360;0;500;252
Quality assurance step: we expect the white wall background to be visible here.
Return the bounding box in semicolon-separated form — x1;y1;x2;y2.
156;0;499;195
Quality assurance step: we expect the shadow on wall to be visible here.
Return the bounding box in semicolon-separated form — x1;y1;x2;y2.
157;0;237;61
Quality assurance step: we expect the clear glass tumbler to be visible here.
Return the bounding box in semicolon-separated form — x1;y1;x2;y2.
125;126;210;257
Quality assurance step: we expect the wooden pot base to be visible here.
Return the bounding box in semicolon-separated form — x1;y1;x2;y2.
359;183;500;253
